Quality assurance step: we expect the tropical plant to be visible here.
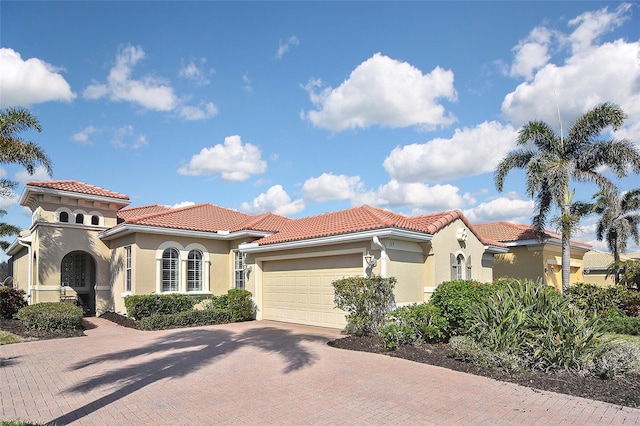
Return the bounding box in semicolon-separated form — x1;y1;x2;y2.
607;259;640;291
589;189;640;284
495;102;640;292
0;209;21;250
0;107;53;197
332;275;396;336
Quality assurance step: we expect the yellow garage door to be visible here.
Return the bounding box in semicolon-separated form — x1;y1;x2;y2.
262;254;362;329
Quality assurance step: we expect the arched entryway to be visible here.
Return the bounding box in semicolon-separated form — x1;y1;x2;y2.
60;251;96;315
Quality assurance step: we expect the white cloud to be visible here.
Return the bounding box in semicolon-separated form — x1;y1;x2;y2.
84;45;178;111
178;102;218;121
463;196;535;224
567;3;632;54
111;125;147;149
179;58;213;86
384;121;518;183
241;185;304;216
169;201;196;209
509;27;553;80
301;173;363;202
15;165;51;184
303;53;457;131
72;126;99;145
276;36;300;59
502;4;639;129
0;48;76;107
242;73;253;93
178;135;267;182
352;180;470;212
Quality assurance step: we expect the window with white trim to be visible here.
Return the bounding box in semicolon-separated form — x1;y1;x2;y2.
60;211;69;223
234;251;245;289
162;248;179;292
125;246;132;292
187;250;203;292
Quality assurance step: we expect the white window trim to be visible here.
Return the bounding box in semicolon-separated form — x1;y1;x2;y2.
155;241;211;294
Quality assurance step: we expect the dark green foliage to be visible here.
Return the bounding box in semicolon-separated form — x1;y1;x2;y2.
16;302;83;330
429;280;499;335
604;315;640;335
0;286;27;319
379;303;448;350
333;275;396;336
208;293;229;310
139;309;232;330
227;288;255;321
469;279;605;373
124;293;198;320
566;283;640;317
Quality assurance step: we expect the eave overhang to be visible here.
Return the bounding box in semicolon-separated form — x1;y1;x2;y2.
20;186;131;210
98;223;271;241
239;228;434;253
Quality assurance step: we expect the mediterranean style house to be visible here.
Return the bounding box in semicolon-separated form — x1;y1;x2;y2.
474;221;592;290
6;180;508;329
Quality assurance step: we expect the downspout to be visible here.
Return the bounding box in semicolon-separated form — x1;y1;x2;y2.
372;236;387;278
17;237;33;305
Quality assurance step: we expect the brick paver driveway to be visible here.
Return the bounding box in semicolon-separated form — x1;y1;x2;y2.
2;318;640;425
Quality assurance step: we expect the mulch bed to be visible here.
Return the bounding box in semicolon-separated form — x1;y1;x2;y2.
329;334;640;409
2;314;639;409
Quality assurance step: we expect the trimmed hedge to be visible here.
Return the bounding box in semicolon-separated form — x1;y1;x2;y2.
227;288;255;321
16;302;83;330
429;280;500;336
0;286;27;319
124;293;198;320
565;283;640;317
139;308;232;330
604;315;640;336
380;303;448;350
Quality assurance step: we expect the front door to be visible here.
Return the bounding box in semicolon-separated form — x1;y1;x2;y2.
60;251;96;315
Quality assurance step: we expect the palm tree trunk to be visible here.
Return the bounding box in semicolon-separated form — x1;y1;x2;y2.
562;234;571;294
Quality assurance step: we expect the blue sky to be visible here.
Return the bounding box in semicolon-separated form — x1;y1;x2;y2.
1;1;639;256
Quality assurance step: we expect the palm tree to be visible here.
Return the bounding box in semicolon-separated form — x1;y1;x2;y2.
592;189;640;284
0;107;53;196
495;102;640;293
0;209;20;250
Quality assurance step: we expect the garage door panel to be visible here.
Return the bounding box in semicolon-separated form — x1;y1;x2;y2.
263;254;361;328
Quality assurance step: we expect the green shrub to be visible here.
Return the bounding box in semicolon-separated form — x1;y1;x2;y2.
139;308;232;330
448;335;526;373
16;303;83;330
604;315;640;335
470;279;605;373
227;289;255;321
124;293;197;320
593;342;640;379
565;283;639;317
380;303;448;350
429;280;499;335
333;275;396;336
0;287;27;319
202;294;229;310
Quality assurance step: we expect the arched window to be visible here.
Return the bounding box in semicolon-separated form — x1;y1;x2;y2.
60;211;69;223
91;215;100;226
162;248;179;292
456;254;464;281
75;213;84;224
187;250;202;292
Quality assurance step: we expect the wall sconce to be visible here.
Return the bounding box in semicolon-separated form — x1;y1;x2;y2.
545;265;555;274
244;265;252;278
364;252;377;268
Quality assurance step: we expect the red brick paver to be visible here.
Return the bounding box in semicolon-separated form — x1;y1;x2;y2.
2;318;639;425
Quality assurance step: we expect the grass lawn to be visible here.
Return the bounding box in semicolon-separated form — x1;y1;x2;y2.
0;330;20;345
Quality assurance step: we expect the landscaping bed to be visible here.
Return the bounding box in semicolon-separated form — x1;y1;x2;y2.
329;334;640;409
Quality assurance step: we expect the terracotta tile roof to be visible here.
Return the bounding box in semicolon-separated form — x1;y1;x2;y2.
474;221;591;247
27;180;130;200
253;205;504;247
122;203;289;234
117;205;172;222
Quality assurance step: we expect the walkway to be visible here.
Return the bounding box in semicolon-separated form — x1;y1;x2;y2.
1;318;639;425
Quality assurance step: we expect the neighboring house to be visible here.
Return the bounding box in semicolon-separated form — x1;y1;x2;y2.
7;180;506;329
582;250;640;286
474;221;592;290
